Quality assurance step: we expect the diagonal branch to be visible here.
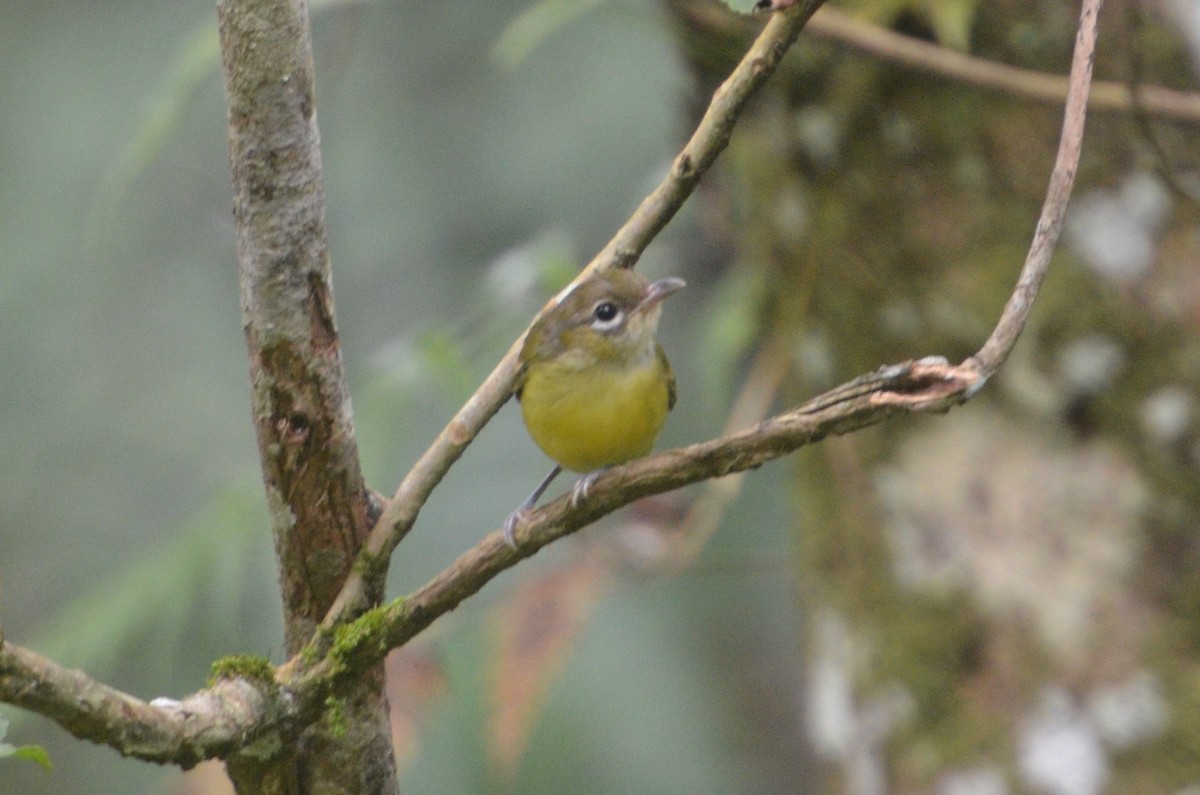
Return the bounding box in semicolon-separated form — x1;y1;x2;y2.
320;0;829;627
291;358;990;686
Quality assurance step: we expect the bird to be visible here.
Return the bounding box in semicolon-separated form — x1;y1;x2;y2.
503;268;685;547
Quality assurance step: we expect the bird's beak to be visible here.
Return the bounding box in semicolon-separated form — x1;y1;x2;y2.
637;277;686;312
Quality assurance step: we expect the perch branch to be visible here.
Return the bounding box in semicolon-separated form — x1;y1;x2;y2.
290;357;985;688
321;0;828;626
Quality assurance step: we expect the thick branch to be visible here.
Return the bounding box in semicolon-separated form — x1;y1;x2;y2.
219;0;373;649
0;641;272;768
321;0;829;626
218;0;393;791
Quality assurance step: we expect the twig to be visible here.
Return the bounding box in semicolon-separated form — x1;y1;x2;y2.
296;358;982;683
320;0;829;627
808;4;1199;124
969;0;1101;375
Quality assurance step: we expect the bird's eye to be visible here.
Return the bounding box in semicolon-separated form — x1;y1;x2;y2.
593;302;619;322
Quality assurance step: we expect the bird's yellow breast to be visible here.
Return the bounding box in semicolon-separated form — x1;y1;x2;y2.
519;353;671;473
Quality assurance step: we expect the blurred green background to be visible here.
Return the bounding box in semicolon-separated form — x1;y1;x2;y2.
1;1;807;792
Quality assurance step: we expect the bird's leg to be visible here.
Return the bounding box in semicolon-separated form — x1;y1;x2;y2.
503;465;562;548
569;467;609;508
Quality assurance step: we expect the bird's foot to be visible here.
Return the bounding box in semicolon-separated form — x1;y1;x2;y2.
502;507;528;549
569;468;608;508
503;465;563;549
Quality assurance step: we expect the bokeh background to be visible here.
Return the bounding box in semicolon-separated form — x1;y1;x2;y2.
4;1;1200;793
2;1;779;792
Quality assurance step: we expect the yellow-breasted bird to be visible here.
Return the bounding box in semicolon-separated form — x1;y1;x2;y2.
503;268;685;547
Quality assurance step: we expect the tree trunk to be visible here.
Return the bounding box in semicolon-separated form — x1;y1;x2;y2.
664;1;1200;791
217;0;396;791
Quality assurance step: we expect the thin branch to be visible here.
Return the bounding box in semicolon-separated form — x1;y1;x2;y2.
292;358;981;688
969;0;1101;375
320;0;829;627
808;4;1197;123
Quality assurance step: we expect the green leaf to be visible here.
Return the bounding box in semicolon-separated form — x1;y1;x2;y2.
0;721;52;771
10;745;52;772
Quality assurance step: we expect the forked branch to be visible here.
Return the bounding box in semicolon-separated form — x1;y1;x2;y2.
325;0;1102;672
321;0;829;627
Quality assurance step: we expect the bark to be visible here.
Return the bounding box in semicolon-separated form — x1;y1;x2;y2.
216;0;395;791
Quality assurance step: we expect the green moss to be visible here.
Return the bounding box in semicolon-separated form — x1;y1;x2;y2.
208;654;277;692
329;600;402;671
323;695;348;739
299;632;326;667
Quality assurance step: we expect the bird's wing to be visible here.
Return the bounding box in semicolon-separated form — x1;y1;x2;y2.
657;343;676;411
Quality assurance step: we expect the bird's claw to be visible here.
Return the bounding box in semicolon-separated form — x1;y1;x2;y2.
502;508;527;549
569;469;605;508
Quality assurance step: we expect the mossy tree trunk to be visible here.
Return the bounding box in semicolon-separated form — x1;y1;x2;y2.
217;0;396;791
665;1;1200;791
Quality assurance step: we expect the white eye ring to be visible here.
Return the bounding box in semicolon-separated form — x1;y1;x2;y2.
591;301;623;331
